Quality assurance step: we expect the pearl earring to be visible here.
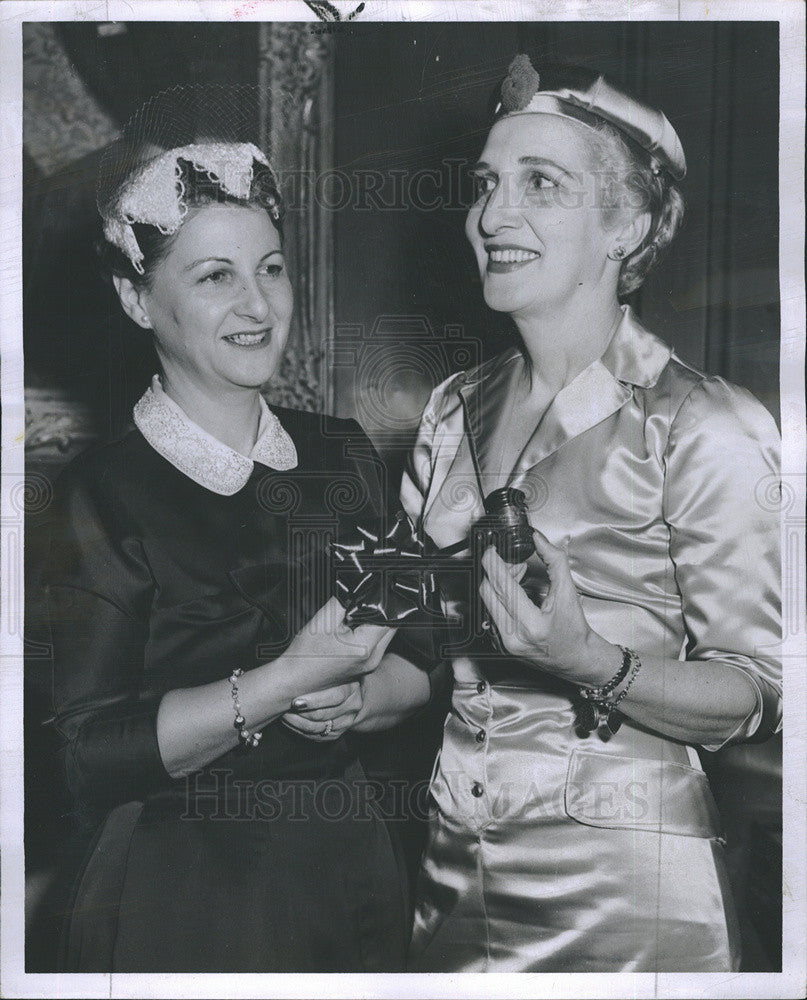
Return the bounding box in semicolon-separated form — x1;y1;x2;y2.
608;246;627;261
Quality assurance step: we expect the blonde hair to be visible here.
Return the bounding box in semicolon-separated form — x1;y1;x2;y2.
586;122;685;297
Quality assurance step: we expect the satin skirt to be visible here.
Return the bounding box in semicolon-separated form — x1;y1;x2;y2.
409;668;741;972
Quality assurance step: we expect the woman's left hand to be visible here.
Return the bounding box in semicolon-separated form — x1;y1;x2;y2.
281;681;364;741
479;530;614;685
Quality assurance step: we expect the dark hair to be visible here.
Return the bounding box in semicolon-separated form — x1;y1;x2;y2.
585;122;685;297
96;157;284;289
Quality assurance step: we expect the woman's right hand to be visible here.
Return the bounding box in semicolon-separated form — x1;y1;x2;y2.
281;597;397;692
281;681;364;741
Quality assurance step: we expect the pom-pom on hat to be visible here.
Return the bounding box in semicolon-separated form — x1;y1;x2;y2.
496;55;686;180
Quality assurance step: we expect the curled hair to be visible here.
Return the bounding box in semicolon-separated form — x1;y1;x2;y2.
96;157;284;289
585;122;685;296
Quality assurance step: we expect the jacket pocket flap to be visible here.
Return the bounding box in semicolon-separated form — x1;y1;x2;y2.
564;748;723;839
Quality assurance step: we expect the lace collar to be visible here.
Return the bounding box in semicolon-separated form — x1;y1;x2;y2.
133;375;298;496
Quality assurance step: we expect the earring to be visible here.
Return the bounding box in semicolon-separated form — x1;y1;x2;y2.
140;313;151;327
608;246;627;261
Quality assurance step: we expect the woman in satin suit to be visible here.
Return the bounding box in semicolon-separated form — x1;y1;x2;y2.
396;57;782;972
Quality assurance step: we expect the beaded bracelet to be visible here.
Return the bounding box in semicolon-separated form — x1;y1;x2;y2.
575;646;642;738
229;668;263;749
578;645;633;702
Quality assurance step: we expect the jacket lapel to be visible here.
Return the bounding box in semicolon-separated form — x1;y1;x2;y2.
422;306;672;537
510;307;672;482
509;306;672;482
418;353;519;548
422;350;520;525
458;348;523;489
508;360;631;482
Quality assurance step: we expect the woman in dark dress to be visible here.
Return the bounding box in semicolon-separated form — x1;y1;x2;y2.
47;126;429;972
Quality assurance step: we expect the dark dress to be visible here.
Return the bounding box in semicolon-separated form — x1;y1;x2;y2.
47;403;408;972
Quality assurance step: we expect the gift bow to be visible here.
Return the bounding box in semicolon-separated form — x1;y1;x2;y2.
330;510;444;628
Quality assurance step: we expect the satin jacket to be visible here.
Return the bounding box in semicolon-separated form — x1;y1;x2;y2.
401;305;782;761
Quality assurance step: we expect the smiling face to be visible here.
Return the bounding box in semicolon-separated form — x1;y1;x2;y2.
466;114;620;320
135;203;293;396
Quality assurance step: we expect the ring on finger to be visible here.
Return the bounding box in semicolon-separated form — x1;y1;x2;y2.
321;719;334;737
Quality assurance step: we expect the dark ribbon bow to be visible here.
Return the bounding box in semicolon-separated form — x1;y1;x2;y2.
330;510;444;628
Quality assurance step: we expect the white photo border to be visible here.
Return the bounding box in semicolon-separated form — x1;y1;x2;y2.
1;2;804;998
